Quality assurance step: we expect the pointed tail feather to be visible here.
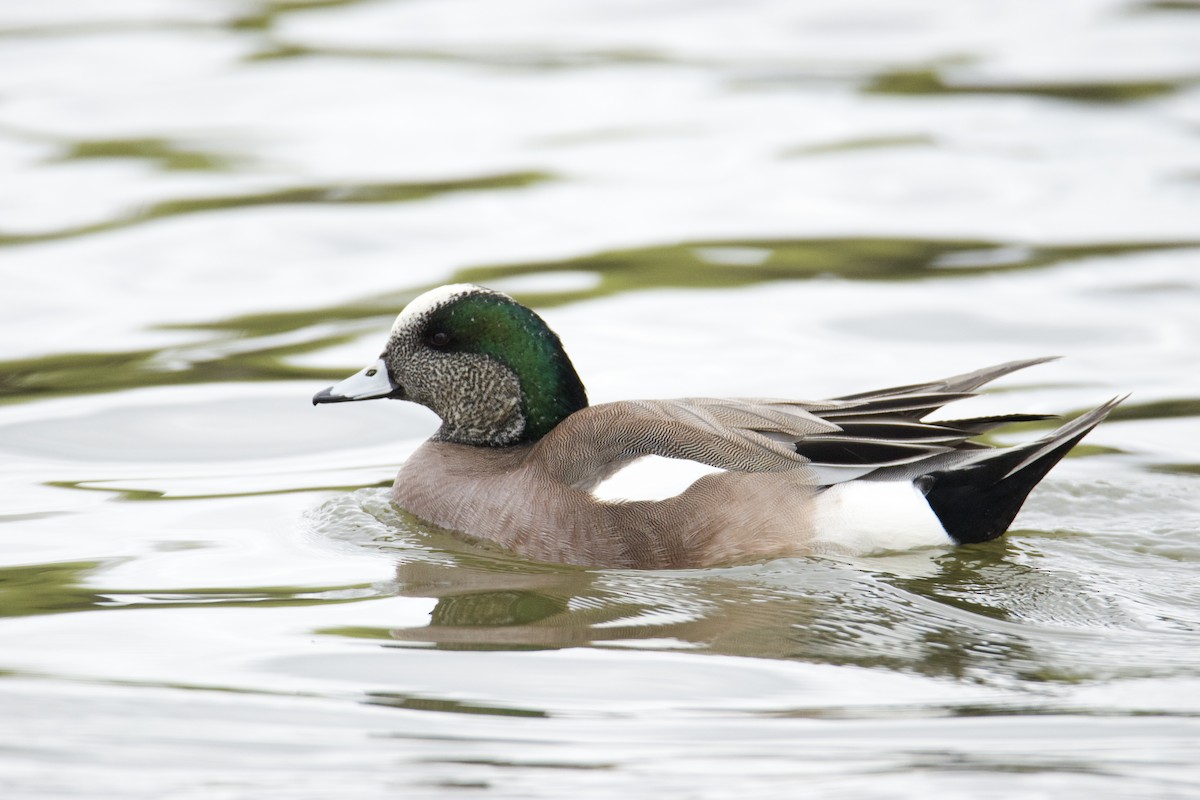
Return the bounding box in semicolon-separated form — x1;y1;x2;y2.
919;396;1125;544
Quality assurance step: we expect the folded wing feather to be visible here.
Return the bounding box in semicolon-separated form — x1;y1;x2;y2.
532;359;1057;493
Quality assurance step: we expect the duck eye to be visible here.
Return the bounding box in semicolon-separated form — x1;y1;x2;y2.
429;331;451;347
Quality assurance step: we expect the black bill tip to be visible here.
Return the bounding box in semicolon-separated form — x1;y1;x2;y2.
312;387;350;406
312;385;406;405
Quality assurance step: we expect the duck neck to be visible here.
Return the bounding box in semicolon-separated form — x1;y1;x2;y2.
517;348;588;442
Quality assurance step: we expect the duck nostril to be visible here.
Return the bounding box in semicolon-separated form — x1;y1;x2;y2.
366;368;377;377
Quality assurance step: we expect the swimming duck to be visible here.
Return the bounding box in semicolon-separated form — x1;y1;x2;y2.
314;284;1121;569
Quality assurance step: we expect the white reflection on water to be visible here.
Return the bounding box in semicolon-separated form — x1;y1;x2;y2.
2;0;1200;798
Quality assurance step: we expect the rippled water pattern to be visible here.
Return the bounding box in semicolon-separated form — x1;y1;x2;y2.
3;1;1200;798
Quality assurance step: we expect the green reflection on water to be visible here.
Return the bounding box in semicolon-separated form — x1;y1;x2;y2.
366;692;548;718
1133;1;1200;12
865;68;1188;103
1109;398;1200;422
248;42;674;69
455;237;1199;306
1149;462;1200;476
317;626;396;640
780;134;935;158
299;491;1185;688
307;540;1077;684
0;0;372;37
0;559;387;618
0;339;347;404
320;589;574;652
230;0;367;32
0;560;110;618
55;137;243;172
2;236;1196;405
429;590;568;628
45;477;392;502
0;171;552;247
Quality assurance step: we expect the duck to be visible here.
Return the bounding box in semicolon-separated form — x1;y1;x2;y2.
313;283;1122;569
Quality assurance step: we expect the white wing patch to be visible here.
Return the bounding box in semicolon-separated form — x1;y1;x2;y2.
592;456;725;502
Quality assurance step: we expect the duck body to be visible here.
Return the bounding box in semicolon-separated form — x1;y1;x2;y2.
394;440;829;568
314;284;1121;569
391;412;954;569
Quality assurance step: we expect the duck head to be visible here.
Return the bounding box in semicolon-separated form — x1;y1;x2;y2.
313;284;588;447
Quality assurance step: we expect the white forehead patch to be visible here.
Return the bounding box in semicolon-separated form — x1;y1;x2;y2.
389;283;489;336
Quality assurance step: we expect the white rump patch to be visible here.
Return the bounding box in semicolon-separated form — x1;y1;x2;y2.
592;456;725;502
390;284;488;336
810;481;952;554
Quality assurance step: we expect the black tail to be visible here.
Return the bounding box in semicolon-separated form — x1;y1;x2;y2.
919;397;1125;544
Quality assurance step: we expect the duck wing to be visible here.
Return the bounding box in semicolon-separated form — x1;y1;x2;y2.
534;358;1057;490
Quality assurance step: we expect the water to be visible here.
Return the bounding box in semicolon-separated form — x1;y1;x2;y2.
3;1;1200;797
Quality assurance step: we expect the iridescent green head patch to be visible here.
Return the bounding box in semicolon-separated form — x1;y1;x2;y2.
421;291;588;441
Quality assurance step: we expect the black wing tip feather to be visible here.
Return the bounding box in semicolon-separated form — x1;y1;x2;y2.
920;397;1124;545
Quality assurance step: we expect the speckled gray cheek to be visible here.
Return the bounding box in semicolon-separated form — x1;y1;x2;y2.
384;339;527;447
427;353;526;446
